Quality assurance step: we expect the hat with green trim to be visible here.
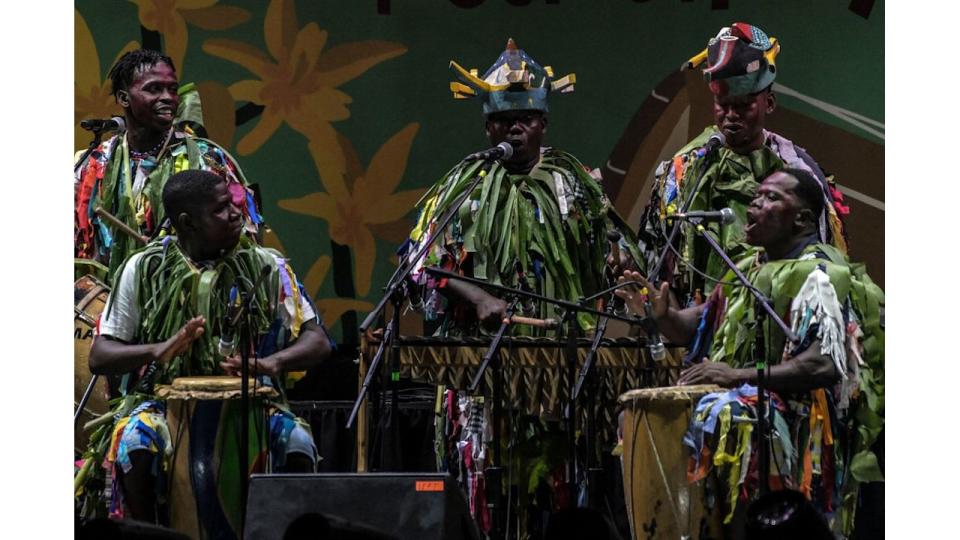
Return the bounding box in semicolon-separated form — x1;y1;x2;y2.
449;38;575;115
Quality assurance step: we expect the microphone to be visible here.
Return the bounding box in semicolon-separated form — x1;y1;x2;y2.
218;285;241;357
671;207;735;225
699;132;726;155
80;116;126;133
465;141;514;162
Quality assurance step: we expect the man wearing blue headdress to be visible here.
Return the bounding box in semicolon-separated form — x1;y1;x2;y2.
640;23;851;303
406;38;640;337
400;39;640;537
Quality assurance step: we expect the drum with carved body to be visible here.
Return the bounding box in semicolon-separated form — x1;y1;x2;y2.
74;274;111;453
158;376;277;539
619;385;724;540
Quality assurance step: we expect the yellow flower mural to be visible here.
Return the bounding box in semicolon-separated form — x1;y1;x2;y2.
303;255;374;328
129;0;250;75
278;123;426;298
261;230;372;328
74;10;138;152
201;0;407;159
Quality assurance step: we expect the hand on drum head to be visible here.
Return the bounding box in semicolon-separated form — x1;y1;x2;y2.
220;354;279;377
678;359;744;388
615;270;669;319
157;316;206;364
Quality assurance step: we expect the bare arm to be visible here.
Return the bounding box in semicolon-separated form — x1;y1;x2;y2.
443;278;508;331
678;340;840;394
220;320;332;377
89;316;206;375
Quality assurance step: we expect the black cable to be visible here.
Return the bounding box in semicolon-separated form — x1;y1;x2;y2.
652;218;743;289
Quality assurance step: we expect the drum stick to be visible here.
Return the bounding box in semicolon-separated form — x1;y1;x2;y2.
94;206;148;245
507;315;558;329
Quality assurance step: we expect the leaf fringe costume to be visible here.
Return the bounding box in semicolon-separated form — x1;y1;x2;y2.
74;85;262;282
682;243;883;537
75;237;316;528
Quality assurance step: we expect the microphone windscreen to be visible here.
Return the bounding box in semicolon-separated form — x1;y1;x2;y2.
497;141;514;160
720;207;735;225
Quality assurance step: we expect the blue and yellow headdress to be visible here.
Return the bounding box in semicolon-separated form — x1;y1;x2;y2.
685;23;780;96
449;38;575;115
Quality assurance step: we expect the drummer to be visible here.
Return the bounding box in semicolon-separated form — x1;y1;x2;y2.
617;168;884;537
76;170;332;523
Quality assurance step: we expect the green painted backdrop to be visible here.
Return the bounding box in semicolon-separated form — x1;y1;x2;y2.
75;0;884;346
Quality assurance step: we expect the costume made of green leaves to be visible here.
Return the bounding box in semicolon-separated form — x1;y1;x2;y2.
412;148;641;333
709;243;884;532
95;134;250;281
651;127;782;296
113;237;280;385
76;238;285;511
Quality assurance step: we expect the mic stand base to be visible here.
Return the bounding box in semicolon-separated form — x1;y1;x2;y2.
485;465;505;540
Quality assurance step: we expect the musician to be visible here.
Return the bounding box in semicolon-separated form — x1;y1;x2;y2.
618;168;884;537
405;38;641;336
639;23;850;300
76;170;331;524
75;48;261;281
399;40;641;537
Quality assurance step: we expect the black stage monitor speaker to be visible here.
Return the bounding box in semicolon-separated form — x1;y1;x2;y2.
245;473;481;540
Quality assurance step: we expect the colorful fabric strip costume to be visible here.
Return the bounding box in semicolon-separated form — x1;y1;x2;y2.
74;86;261;282
682;242;884;536
75;237;323;527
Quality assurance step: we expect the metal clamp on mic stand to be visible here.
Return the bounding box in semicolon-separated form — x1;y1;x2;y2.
690;223;798;496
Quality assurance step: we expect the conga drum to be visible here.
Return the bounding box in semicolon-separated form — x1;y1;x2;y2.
74;274;110;453
158;376;277;539
619;385;724;540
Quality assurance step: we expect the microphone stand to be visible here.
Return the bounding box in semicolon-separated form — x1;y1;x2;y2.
229;266;272;535
426;268;644;519
647;140;722;286
468;297;518;540
346;158;497;474
74;125;114;175
689;221;798;496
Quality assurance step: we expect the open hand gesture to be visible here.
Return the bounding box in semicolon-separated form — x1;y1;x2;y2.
614;270;670;319
155;316;206;364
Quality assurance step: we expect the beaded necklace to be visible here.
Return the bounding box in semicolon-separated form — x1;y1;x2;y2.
128;129;171;160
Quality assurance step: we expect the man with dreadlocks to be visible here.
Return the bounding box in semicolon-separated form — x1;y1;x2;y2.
639;23;850;304
75;49;261;281
400;39;642;537
74;170;331;533
619;169;883;538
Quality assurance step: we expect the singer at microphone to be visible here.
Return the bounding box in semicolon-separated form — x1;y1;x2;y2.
396;40;645;343
464;141;514;162
75;48;261;274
